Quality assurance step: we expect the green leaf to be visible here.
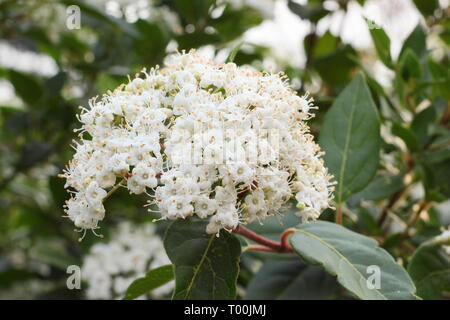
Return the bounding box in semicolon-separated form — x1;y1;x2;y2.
133;20;168;65
399;48;422;81
399;24;427;59
290;221;417;300
0;269;39;288
350;172;405;203
310;31;338;57
8;70;43;105
173;0;215;24
354;207;381;236
368;23;393;68
422;148;450;164
417;158;450;201
164;219;241;300
123;265;174;300
245;258;339;300
287;0;330;23
411;106;437;147
49;176;68;209
319;73;381;203
46;72;67;94
412;0;439;17
391;122;420;153
213;7;263;42
408;236;450;299
427;58;450;99
313;45;357;88
225;42;244;63
247;205;300;240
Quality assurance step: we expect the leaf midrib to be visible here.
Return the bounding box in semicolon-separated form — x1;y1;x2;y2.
292;228;387;300
182;234;215;299
337;80;360;203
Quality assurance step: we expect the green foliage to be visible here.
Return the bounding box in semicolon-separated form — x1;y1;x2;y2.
368;24;393;68
408;236;450;299
245;258;339;300
391;122;420;153
290;221;417;300
124;265;174;300
412;0;439;17
319;74;381;203
0;0;449;301
8;70;43;105
399;24;427;59
164;219;241;300
287;0;330;23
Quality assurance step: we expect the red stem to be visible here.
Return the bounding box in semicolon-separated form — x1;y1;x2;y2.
246;245;278;252
232;224;293;253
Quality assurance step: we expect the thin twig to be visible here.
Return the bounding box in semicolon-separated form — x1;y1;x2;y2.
104;178;126;201
245;245;277;252
401;199;430;239
336;203;343;225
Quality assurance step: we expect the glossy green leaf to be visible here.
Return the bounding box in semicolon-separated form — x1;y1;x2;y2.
319;73;381;203
290;221;417;300
408;236;450;299
399;24;427;59
368;24;393;68
123;265;174;300
245;258;339;300
164;219;241;300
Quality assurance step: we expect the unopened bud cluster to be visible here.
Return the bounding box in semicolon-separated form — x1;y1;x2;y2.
62;51;334;235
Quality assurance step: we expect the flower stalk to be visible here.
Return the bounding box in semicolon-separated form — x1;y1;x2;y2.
232;224;294;253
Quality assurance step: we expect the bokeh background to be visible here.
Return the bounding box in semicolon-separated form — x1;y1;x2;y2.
0;0;449;299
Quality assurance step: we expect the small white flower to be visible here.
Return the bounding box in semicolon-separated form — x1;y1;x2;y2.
97;169;117;189
132;165;157;189
166;196;194;219
194;196;218;218
127;175;146;195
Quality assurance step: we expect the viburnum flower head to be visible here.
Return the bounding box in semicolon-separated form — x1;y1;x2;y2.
62;50;335;237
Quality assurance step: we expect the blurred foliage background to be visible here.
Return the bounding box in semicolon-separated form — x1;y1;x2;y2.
0;0;449;299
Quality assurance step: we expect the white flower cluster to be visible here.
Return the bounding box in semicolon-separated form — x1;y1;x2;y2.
62;51;334;235
82;222;173;300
